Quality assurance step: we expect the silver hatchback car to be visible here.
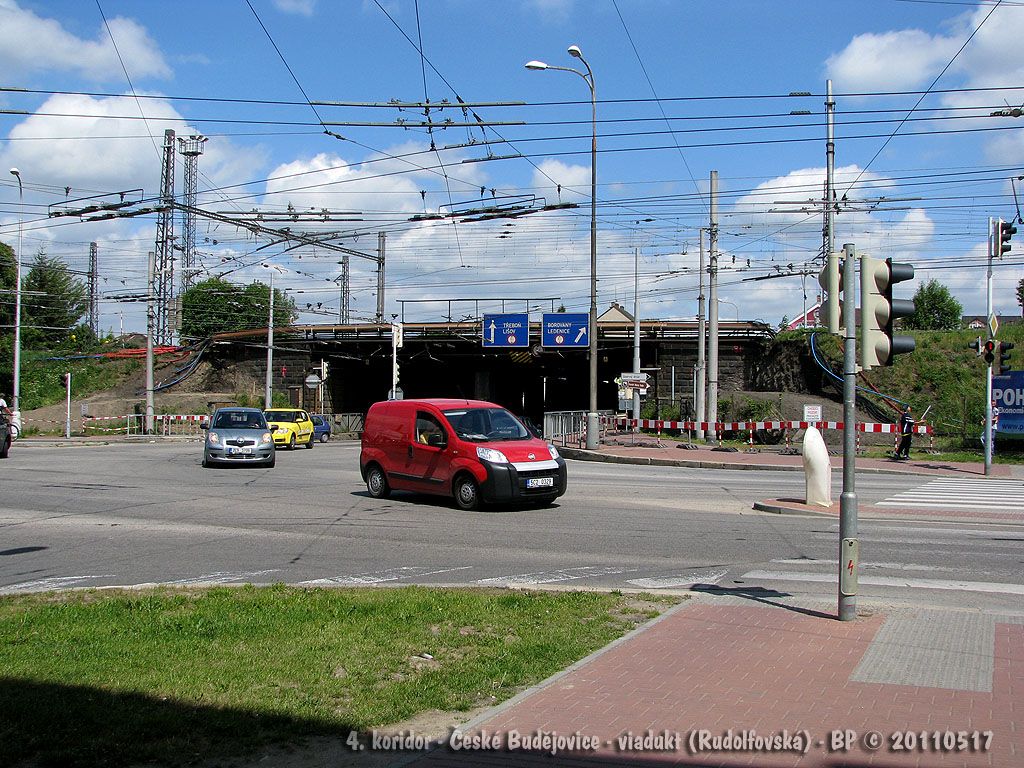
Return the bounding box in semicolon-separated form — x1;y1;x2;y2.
201;407;276;468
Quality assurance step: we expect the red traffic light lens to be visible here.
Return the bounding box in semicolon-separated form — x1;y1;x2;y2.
985;340;996;352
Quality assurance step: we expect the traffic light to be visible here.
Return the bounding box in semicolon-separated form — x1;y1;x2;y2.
999;341;1014;374
817;251;844;334
984;339;996;364
969;337;983;356
998;219;1017;257
860;255;916;369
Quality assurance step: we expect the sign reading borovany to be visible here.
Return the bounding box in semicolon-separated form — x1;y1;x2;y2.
541;313;589;347
992;371;1024;435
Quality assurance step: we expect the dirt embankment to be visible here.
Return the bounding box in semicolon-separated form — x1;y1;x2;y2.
22;356;266;432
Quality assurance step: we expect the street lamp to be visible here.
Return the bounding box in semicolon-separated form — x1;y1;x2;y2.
526;44;600;449
8;168;23;420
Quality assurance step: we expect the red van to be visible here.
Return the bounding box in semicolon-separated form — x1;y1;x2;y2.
359;398;567;510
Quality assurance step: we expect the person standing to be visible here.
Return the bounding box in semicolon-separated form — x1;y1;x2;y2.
895;404;915;459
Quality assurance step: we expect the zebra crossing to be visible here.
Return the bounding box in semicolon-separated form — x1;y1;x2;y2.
876;477;1024;512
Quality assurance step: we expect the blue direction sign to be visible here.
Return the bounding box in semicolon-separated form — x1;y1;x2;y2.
482;313;529;347
541;313;589;348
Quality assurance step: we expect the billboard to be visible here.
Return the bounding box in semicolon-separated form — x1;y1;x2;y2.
991;371;1024;435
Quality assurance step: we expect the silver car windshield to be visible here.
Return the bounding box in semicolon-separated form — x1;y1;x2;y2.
443;407;530;442
213;412;267;430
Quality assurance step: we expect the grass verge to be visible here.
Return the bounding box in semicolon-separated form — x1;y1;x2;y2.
0;585;677;767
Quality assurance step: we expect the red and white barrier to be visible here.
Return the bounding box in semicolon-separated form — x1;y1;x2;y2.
604;416;933;436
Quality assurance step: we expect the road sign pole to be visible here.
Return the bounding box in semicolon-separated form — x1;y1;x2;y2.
838;242;859;622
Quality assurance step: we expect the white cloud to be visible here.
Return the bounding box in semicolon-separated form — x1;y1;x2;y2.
273;0;316;15
826;29;960;91
531;159;591;203
524;0;574;23
0;94;265;195
826;5;1024;97
0;1;170;81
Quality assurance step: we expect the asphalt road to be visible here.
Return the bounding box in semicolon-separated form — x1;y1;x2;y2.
2;440;1023;614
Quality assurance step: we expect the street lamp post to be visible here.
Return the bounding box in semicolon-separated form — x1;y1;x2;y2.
8;168;23;419
527;45;600;449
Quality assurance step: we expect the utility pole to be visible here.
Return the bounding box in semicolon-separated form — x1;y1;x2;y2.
632;247;641;429
826;80;836;262
376;232;386;323
265;270;275;410
696;229;706;439
145;251;155;435
707;171;720;443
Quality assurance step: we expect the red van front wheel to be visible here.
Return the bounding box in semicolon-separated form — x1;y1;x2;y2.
453;475;480;511
366;465;390;499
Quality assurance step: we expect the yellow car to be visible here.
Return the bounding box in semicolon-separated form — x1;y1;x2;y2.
264;409;315;449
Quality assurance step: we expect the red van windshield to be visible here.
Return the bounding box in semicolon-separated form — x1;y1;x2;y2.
442;407;530;442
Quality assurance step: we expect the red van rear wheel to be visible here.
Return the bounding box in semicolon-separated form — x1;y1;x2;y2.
366;464;390;499
453;475;480;511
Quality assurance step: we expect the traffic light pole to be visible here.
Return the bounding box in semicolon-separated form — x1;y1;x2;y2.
985;217;994;476
838;242;859;622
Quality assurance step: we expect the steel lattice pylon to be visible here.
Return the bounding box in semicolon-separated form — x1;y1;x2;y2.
153;129;176;344
177;135;206;294
88;241;99;335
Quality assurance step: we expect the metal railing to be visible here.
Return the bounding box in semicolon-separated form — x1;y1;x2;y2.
543;410;614;447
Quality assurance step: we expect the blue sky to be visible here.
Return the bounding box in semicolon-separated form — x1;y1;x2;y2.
2;0;1023;334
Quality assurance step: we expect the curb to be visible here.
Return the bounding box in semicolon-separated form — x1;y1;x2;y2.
753;499;837;517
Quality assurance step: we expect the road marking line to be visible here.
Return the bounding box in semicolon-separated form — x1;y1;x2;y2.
162;570;280;586
477;566;638;586
0;575;116;593
742;570;1024;596
875;500;1024;509
299;566;473;586
771;558;942;571
627;569;728;589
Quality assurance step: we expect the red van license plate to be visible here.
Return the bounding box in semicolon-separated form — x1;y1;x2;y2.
526;477;554;489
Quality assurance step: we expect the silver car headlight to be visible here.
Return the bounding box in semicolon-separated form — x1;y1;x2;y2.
547;444;560;460
208;431;221;445
261;432;273;444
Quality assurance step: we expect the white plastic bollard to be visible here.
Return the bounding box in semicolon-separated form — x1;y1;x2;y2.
802;425;832;507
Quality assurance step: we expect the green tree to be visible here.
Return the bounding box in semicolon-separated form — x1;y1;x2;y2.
905;279;962;331
21;249;88;347
0;240;16;335
179;277;297;340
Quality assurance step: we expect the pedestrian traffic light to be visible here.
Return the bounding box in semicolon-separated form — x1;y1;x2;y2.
817;251;844;334
998;219;1017;257
999;341;1014;374
984;339;996;364
860;255;916;369
969;337;983;356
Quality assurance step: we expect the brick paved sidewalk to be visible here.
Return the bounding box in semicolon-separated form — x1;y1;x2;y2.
404;595;1022;767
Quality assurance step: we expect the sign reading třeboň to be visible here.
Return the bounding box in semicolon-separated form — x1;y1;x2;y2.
482;313;529;348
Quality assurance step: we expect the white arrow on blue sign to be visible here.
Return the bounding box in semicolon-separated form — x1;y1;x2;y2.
482;313;529;348
541;313;589;347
